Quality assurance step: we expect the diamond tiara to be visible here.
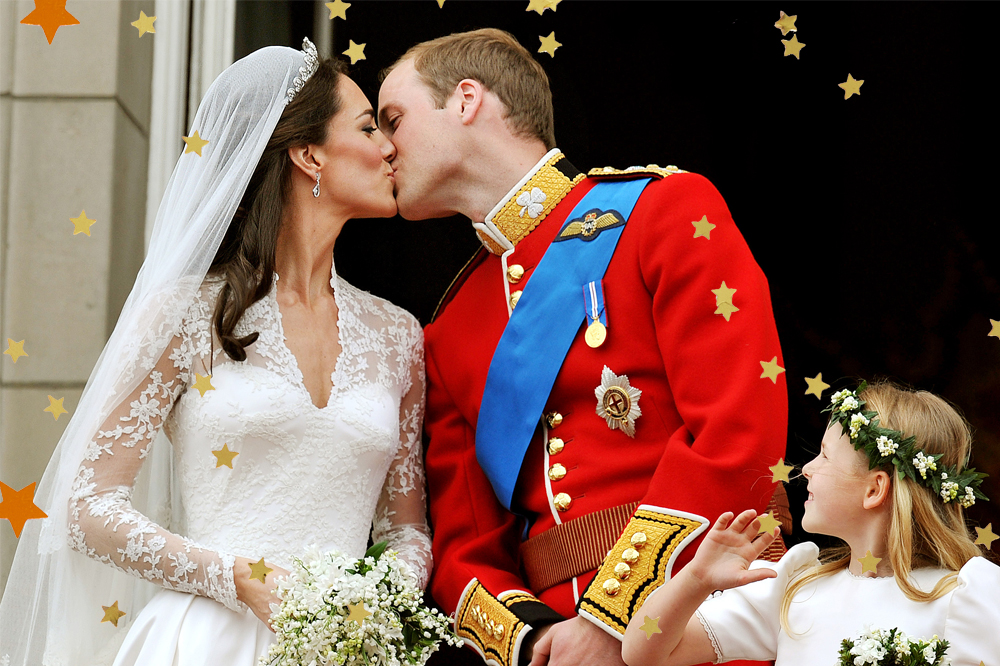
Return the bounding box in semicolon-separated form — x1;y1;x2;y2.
286;37;320;104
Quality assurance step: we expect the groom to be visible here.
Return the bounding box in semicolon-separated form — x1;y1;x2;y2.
378;29;787;666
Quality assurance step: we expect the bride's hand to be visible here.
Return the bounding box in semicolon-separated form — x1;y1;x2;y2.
233;555;290;631
685;509;779;592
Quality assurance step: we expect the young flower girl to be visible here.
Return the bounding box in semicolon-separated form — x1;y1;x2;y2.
622;380;999;666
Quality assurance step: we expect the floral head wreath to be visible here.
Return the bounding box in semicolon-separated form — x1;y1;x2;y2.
822;381;989;508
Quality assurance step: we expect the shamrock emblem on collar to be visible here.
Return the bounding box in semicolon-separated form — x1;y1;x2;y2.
516;187;547;218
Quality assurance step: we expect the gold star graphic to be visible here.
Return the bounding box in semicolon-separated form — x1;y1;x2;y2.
989;319;1000;339
20;0;80;44
715;301;740;322
101;600;126;627
538;32;561;58
640;615;661;639
759;356;785;384
4;339;28;364
343;40;366;65
712;281;737;306
183;130;209;156
325;1;350;20
44;395;68;421
804;373;830;399
71;210;97;236
437;0;446;6
975;523;998;550
839;74;864;100
347;602;373;624
131;10;155;37
782;34;805;59
0;481;48;538
692;215;716;240
249;557;273;583
774;11;797;36
757;511;781;535
527;0;561;14
212;443;239;469
769;458;794;484
858;550;881;574
191;373;215;397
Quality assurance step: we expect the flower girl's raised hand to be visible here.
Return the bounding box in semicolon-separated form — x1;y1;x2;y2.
622;510;780;666
686;509;780;592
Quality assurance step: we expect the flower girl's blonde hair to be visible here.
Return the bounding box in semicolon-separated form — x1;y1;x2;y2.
779;380;983;634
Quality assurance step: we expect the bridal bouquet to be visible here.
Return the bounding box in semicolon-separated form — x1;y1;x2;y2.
260;542;461;666
839;626;950;666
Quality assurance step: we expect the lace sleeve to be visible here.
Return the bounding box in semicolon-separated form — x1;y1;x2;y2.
372;319;432;590
66;291;246;613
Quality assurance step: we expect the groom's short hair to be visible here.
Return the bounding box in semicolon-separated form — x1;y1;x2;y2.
385;28;556;150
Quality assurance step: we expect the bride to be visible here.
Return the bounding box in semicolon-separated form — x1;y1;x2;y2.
0;38;431;665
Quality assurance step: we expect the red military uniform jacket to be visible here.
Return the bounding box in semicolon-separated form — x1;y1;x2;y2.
423;150;788;666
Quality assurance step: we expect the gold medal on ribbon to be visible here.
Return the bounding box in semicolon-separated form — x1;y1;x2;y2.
586;320;607;348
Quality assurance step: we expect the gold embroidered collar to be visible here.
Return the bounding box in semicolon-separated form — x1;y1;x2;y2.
473;149;585;255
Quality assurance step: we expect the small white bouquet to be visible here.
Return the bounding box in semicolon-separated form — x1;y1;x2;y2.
260;542;462;666
838;626;950;666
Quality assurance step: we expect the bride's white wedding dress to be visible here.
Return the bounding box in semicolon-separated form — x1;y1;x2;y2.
66;264;431;665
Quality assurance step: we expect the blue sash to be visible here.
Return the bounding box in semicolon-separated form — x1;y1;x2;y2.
476;178;653;510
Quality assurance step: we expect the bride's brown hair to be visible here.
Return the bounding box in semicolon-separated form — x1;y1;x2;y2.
209;57;348;361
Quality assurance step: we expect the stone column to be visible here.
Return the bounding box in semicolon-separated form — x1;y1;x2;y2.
0;0;153;593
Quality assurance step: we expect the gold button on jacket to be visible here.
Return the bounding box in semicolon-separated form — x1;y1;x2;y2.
509;290;522;309
506;264;525;283
547;463;566;481
553;492;572;512
547;437;565;455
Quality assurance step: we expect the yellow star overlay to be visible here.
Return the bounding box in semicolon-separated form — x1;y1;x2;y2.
527;0;561;14
347;602;373;624
975;523;998;549
858;550;881;574
20;0;80;44
212;443;239;469
804;373;830;399
769;458;794;484
71;210;97;236
343;40;366;65
4;339;28;364
183;130;209;156
759;356;785;384
44;395;68;421
839;74;864;100
538;32;561;58
191;373;215;397
101;600;126;627
437;0;446;6
775;11;797;35
249;557;273;583
712;281;737;306
757;511;781;535
692;215;716;239
131;10;155;37
782;34;805;59
715;301;740;322
640;615;661;639
0;481;48;538
989;319;1000;339
325;1;350;20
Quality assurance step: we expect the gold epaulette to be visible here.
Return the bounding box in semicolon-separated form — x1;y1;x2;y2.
455;580;535;666
587;164;686;180
577;506;708;637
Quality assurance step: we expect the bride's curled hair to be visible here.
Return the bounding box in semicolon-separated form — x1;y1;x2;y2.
780;380;983;635
209;56;348;361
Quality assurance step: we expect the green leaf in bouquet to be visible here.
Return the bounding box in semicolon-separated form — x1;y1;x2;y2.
366;541;389;561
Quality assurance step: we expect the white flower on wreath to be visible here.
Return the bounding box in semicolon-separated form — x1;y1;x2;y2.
516;187;546;218
849;412;870;438
831;389;852;404
960;486;976;508
876;435;897;457
839;396;860;412
913;451;937;479
940;481;959;503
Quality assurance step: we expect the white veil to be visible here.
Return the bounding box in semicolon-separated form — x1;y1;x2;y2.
0;38;318;666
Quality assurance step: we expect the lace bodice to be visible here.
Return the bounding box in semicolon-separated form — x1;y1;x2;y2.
67;267;431;614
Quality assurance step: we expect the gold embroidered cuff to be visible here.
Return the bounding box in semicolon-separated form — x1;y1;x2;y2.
455;580;535;666
577;505;709;638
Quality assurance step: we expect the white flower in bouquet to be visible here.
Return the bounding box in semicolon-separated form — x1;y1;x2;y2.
839;626;950;666
260;542;462;666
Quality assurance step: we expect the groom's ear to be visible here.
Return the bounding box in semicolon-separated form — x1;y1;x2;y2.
454;78;484;125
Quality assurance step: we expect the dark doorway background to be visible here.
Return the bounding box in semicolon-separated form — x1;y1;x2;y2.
242;1;999;659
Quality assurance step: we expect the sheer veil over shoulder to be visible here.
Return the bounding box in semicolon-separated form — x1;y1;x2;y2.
0;39;430;666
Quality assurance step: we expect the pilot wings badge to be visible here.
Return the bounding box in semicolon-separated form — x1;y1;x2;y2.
556;208;625;242
595;366;642;438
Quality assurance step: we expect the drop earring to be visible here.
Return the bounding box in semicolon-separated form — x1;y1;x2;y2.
313;171;321;198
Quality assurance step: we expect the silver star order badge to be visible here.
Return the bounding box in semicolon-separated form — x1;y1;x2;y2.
595;366;642;438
